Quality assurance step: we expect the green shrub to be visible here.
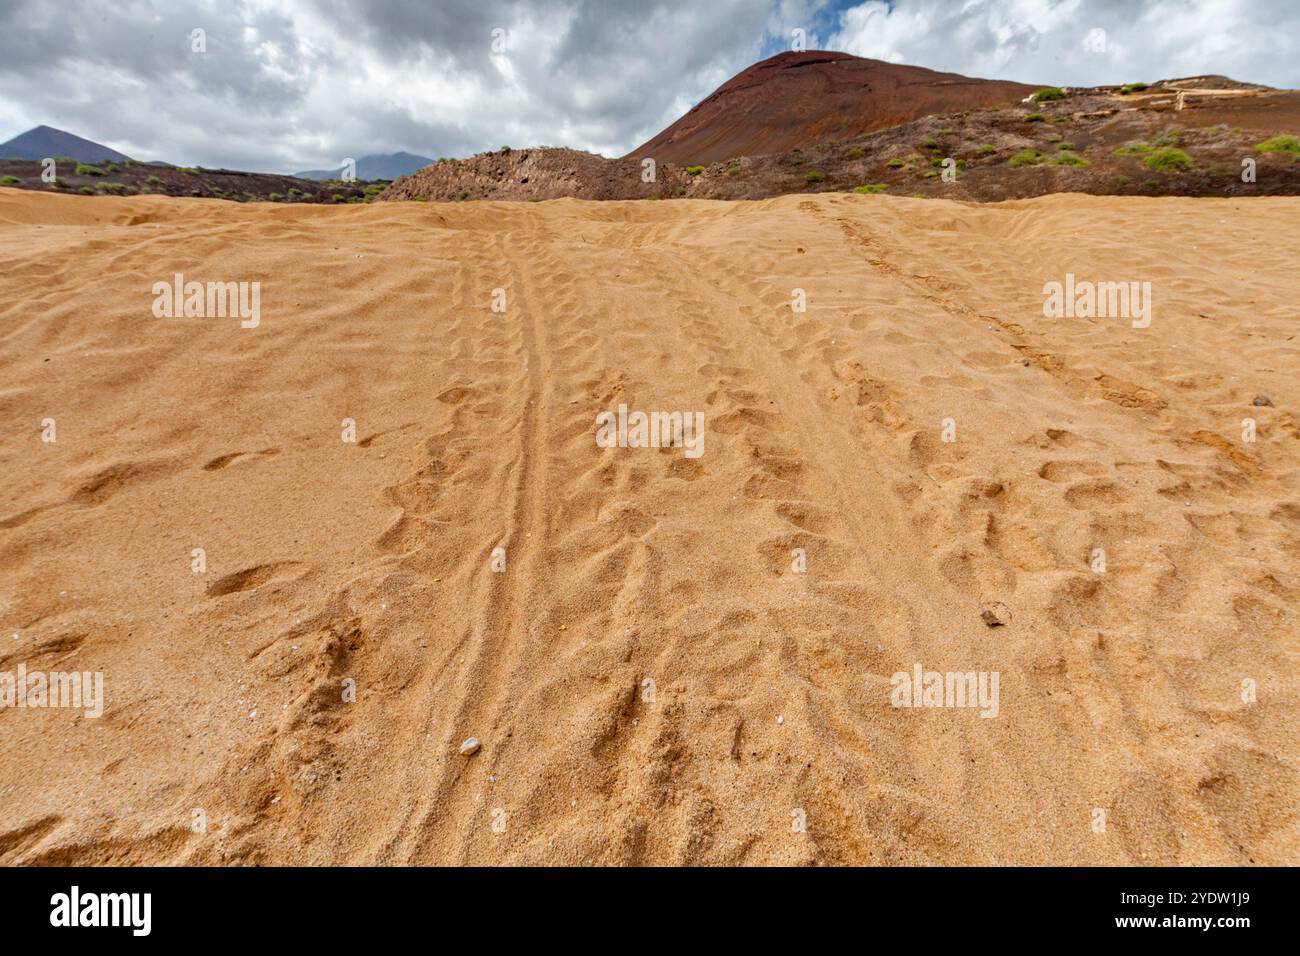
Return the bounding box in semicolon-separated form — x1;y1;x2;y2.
1118;83;1149;95
844;147;864;160
1009;149;1046;167
1032;87;1065;101
147;175;163;185
75;162;104;176
804;171;827;183
1048;151;1089;166
268;192;283;201
728;165;741;176
853;183;888;194
458;190;469;200
0;175;20;185
885;157;906;168
1115;142;1153;156
686;165;704;175
1144;147;1191;172
1025;113;1047;122
975;144;997;156
97;181;129;193
1057;142;1076;151
920;138;940;150
77;185;95;194
1257;134;1300;154
1152;127;1181;147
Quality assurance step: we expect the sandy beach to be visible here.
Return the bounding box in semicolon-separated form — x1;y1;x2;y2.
0;187;1296;865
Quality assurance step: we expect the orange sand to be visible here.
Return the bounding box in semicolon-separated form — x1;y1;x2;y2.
0;188;1296;864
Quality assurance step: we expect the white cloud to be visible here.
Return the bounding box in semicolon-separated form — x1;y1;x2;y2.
830;0;1300;88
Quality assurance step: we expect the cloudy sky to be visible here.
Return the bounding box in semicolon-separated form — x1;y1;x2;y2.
1;0;1296;172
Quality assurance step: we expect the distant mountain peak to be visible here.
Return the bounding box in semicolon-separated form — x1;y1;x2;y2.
294;151;435;181
0;125;131;163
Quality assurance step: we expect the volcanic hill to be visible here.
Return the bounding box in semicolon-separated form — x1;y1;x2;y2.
624;50;1039;165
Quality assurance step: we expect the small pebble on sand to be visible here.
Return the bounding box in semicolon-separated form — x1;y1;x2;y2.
980;602;1011;627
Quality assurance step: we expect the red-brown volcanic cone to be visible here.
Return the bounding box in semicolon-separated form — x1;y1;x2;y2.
626;50;1040;165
